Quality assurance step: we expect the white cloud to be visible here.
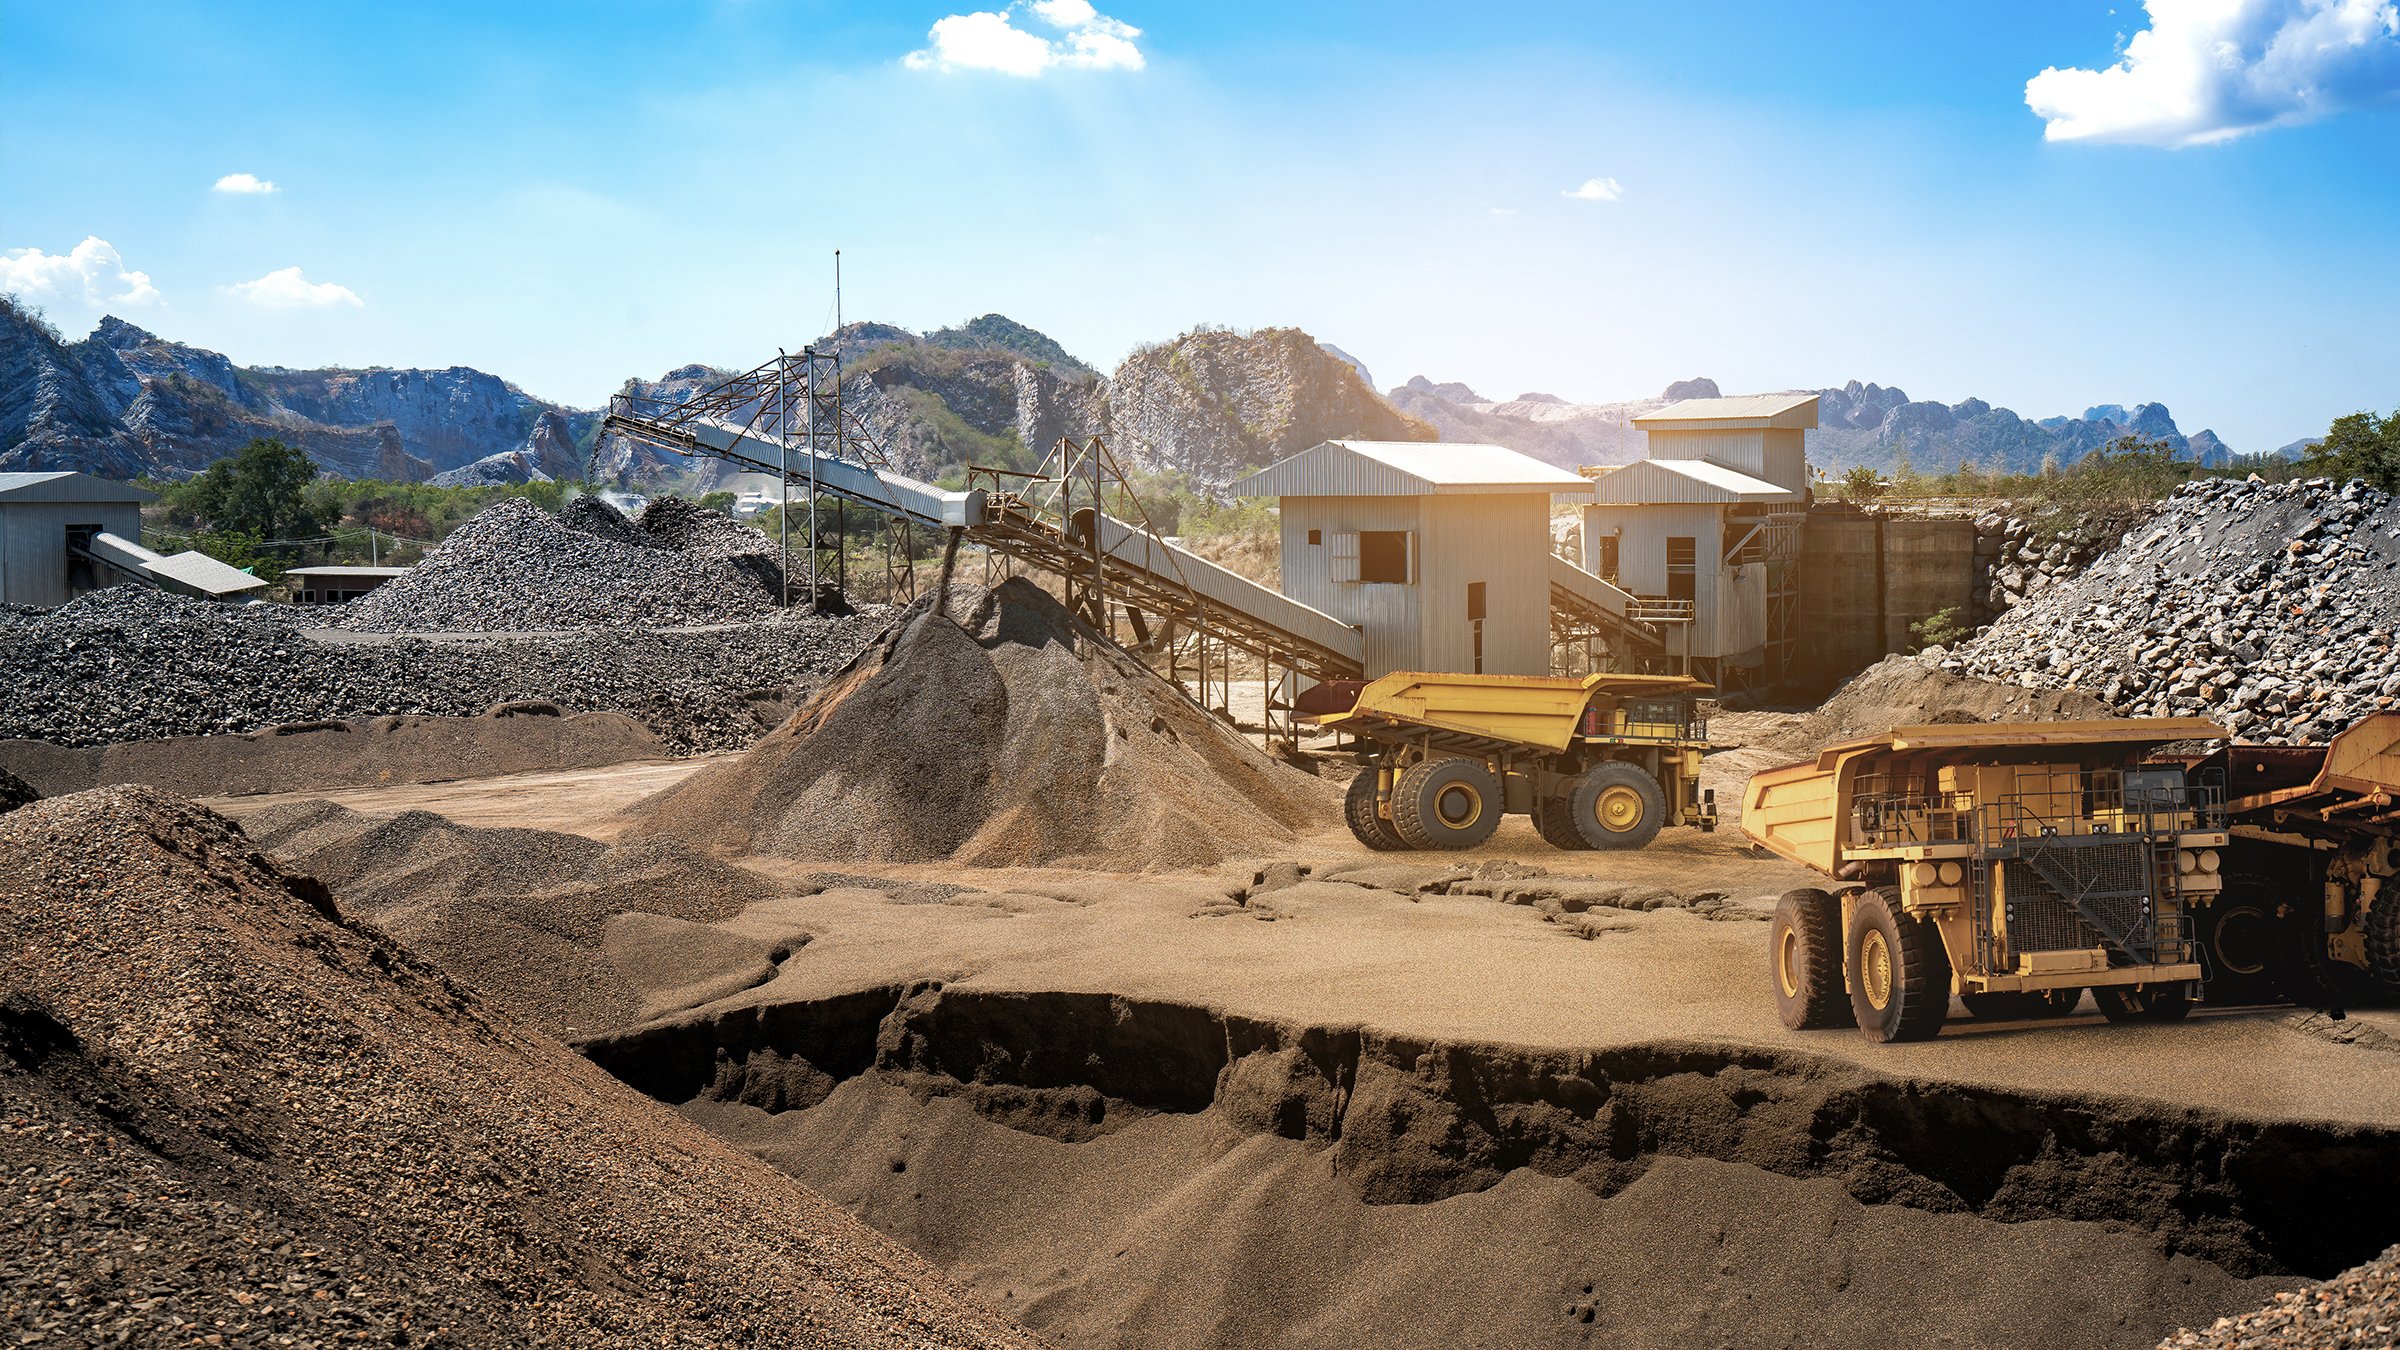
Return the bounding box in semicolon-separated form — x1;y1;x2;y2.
224;266;363;310
1563;176;1625;201
905;1;1144;76
2026;0;2400;147
0;236;162;307
212;172;279;195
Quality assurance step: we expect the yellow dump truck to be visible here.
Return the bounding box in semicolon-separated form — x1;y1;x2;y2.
1741;719;2229;1042
1324;671;1714;852
2202;712;2400;1005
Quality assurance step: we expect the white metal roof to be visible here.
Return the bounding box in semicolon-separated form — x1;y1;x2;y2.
1233;440;1591;498
1579;457;1802;505
1632;393;1819;431
0;471;153;504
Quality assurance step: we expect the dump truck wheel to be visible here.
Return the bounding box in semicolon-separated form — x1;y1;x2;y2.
1846;887;1949;1043
1566;763;1666;850
1532;794;1589;851
1391;758;1503;850
2096;986;2193;1023
1344;768;1410;852
2197;882;2281;1005
2366;884;2400;996
1770;888;1845;1030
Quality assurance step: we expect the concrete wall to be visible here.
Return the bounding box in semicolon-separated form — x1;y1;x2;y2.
1794;506;1980;694
0;501;143;606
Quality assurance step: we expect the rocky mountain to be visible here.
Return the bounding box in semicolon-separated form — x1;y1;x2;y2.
0;300;593;482
1393;369;2239;476
924;313;1096;377
1108;327;1434;489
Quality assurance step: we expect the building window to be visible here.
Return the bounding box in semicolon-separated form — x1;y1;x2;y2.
1307;529;1322;545
1357;530;1411;584
1666;535;1697;605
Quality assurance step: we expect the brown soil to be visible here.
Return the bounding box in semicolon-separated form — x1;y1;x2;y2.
0;786;1037;1348
626;578;1334;869
0;704;666;799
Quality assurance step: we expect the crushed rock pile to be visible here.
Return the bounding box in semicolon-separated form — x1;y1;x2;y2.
0;586;885;752
629;577;1335;870
245;800;780;1038
641;495;787;597
335;496;776;632
1939;477;2400;744
2162;1242;2400;1349
0;766;35;814
0;786;1039;1349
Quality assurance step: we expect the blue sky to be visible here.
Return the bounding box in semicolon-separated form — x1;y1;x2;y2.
4;1;2396;452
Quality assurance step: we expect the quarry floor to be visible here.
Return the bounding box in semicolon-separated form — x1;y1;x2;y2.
210;756;2400;1128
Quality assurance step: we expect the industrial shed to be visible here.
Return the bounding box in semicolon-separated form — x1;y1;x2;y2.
1233;440;1591;678
0;471;266;606
1575;394;1815;690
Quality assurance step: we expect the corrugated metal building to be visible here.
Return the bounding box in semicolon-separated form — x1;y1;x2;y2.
286;564;410;604
0;472;151;606
1233;440;1590;677
1574;394;1816;690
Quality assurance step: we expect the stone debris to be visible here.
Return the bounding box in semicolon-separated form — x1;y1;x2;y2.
640;495;788;598
1938;477;2400;743
2160;1243;2400;1350
1969;502;2152;622
0;585;886;753
335;496;777;632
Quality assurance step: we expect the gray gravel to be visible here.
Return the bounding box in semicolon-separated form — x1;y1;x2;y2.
0;586;889;753
1935;476;2400;743
2161;1243;2400;1349
335;496;776;633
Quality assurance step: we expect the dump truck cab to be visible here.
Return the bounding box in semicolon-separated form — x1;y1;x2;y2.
1742;719;2228;1042
1325;670;1713;853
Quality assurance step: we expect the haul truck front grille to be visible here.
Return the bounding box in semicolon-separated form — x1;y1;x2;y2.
2007;837;2165;962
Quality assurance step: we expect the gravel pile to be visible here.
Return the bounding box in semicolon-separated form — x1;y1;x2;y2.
2161;1243;2400;1349
336;496;776;632
0;766;36;814
0;586;888;753
0;786;1040;1348
641;495;787;598
1972;502;2152;619
629;577;1335;870
1937;477;2400;743
244;799;777;1038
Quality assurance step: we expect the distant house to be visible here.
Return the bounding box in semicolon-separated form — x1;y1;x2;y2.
1574;394;1816;690
285;565;410;604
1233;440;1593;677
0;471;266;606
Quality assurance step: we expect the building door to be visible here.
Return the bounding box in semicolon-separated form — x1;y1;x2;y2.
1666;536;1696;605
1596;534;1620;584
1467;581;1487;674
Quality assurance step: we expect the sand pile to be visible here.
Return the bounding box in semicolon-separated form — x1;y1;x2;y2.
335;496;776;632
245;799;781;1038
2163;1243;2400;1349
1941;476;2400;743
629;577;1333;869
0;787;1037;1348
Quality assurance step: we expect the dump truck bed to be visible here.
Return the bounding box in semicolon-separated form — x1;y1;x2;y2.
1742;717;2226;874
1322;670;1708;754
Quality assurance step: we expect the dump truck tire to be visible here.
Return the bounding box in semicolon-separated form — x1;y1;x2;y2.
1846;887;1948;1043
1565;763;1666;850
2096;986;2193;1023
1959;990;2079;1020
1532;794;1588;850
1344;767;1410;852
1770;888;1845;1030
2366;884;2400;996
1391;758;1503;850
2196;882;2282;1005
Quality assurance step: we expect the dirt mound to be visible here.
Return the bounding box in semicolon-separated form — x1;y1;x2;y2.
335;496;775;632
2163;1242;2400;1348
0;705;664;798
244;799;784;1037
0;787;1037;1348
1733;654;2117;765
628;577;1333;869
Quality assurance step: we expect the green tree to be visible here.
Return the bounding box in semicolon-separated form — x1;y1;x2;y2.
1841;465;1884;500
185;438;321;542
2303;409;2400;492
697;490;739;515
